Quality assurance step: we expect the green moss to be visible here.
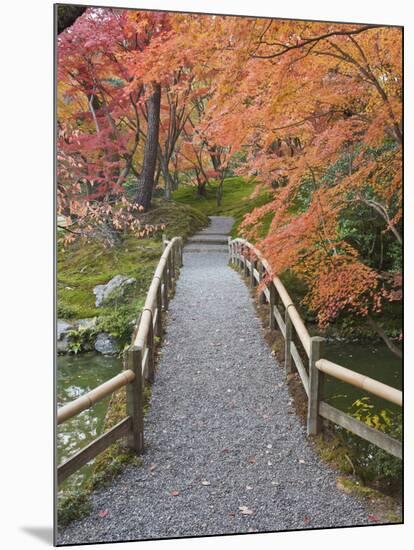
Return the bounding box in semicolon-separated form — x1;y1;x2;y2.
313;434;354;475
385;512;402;523
173;176;272;236
57;488;92;527
143;199;209;239
58;201;207;321
143;385;152;416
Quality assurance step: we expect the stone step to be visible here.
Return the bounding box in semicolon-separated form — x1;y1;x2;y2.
188;235;228;244
184;244;229;253
197;231;231;236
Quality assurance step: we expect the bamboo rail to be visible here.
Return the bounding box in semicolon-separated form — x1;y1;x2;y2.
57;236;184;484
228;237;402;459
316;359;402;407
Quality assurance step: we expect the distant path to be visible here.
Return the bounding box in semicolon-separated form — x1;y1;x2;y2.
58;216;370;544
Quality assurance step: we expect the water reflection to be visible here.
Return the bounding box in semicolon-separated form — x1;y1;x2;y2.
324;341;402;412
57;353;122;488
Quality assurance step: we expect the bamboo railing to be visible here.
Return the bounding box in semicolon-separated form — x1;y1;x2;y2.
229;237;402;459
57;236;184;485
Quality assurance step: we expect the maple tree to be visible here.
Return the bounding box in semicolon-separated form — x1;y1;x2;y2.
57;10;402;353
176;17;402;354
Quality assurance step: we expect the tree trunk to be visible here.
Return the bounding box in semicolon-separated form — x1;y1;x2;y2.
158;152;174;201
135;83;161;211
197;182;207;196
57;5;87;33
216;180;224;206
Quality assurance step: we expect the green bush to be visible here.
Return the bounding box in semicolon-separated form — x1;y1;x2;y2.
67;326;98;354
97;302;142;350
57;488;92;527
337;397;402;485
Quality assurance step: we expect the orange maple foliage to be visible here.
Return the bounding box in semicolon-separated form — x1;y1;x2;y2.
57;10;402;341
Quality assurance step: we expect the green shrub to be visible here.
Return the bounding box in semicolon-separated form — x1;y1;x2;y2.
57;488;92;527
67;326;98;354
337;397;402;485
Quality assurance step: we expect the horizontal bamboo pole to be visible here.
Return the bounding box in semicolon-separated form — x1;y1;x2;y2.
316;359;402;407
272;305;286;338
142;346;149;379
58;417;133;484
290;341;309;395
231;238;311;356
319;401;402;458
134;238;181;349
134;308;152;349
57;369;136;425
152;308;158;331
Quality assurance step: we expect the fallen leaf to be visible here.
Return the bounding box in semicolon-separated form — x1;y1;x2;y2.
248;456;257;464
221;448;229;453
228;512;236;517
368;514;380;522
201;480;211;486
239;505;254;515
149;463;157;471
170;490;180;497
299;459;305;464
246;485;253;490
304;515;311;525
98;510;108;518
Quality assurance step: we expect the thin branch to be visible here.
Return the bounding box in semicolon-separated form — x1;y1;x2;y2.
251;25;383;59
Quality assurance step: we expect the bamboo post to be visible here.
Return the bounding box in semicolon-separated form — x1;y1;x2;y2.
162;265;169;310
162;233;168;251
259;262;266;304
250;258;256;287
269;283;277;330
171;245;176;283
228;237;232;262
307;336;325;435
167;253;173;290
125;346;144;453
146;314;155;383
284;307;293;376
179;237;184;267
156;284;162;337
243;249;249;278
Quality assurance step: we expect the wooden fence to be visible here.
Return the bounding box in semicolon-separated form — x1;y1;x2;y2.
57;236;184;485
228;237;402;459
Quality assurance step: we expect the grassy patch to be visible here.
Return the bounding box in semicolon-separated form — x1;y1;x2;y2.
58;200;208;321
141;199;209;240
173;176;273;237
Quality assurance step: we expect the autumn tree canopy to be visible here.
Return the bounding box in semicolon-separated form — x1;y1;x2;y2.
57;9;402;353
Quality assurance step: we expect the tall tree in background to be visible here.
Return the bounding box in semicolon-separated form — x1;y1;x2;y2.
135;82;161;210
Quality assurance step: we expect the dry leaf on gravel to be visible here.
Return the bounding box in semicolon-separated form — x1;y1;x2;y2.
239;506;254;515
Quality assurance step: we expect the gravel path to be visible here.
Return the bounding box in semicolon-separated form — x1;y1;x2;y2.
57;216;370;545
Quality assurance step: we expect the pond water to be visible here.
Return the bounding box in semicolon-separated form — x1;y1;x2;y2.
324;341;402;414
57;353;122;489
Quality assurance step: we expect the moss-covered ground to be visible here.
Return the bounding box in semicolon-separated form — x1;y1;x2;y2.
58;200;208;322
173;176;273;238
